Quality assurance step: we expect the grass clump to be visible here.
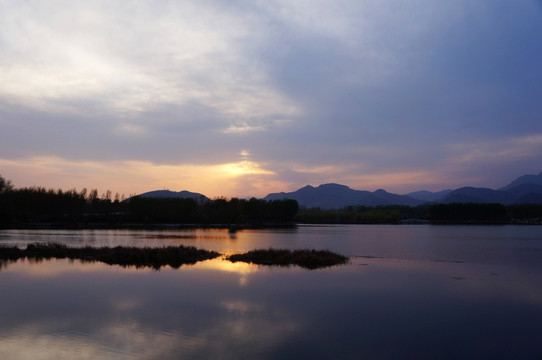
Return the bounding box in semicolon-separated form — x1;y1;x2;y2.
0;243;349;270
226;248;348;269
0;242;220;269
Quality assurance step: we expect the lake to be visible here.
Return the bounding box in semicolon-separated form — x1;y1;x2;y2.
1;225;541;359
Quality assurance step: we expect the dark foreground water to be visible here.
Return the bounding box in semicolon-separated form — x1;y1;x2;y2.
0;225;541;359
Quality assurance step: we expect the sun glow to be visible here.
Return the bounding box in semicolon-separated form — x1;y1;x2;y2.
0;155;280;198
217;161;275;177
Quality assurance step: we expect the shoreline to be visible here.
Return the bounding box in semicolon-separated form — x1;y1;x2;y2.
1;220;541;230
0;222;299;230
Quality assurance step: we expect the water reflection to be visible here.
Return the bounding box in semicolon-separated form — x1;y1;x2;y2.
1;256;542;359
0;259;302;359
0;226;542;359
0;228;235;247
0;243;347;272
198;258;260;287
0;243;221;270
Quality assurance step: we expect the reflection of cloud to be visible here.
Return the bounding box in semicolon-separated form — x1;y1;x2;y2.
358;257;542;306
221;300;264;314
0;321;199;360
0;290;298;359
1;258;124;277
110;297;146;312
0;315;298;359
1;256;301;357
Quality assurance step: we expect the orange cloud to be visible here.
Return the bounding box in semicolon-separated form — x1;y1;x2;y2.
0;156;282;198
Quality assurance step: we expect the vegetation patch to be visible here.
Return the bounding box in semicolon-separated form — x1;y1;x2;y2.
0;242;220;269
226;248;349;269
0;243;349;270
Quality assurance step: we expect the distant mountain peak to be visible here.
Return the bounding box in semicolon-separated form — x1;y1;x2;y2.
318;183;350;189
263;183;421;209
500;172;542;191
263;170;542;208
406;189;453;202
134;189;209;201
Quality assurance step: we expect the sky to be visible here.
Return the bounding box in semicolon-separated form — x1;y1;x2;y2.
1;0;542;198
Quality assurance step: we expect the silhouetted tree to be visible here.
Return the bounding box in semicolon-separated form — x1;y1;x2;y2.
87;189;98;203
0;175;13;193
428;203;506;223
506;204;542;221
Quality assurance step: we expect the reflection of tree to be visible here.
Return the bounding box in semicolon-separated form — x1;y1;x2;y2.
428;203;506;222
0;244;350;271
0;259;11;271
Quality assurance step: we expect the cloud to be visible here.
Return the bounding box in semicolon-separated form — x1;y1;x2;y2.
114;123;147;136
0;1;300;122
222;122;267;134
448;134;542;165
1;0;542;195
0;155;279;198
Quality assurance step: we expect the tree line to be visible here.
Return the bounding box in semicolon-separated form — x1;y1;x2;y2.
1;175;541;226
0;175;298;226
128;196;298;224
297;203;542;224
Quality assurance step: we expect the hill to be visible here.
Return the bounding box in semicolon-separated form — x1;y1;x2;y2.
135;190;209;202
132;170;542;209
500;172;542;191
263;183;422;209
406;189;452;202
437;184;542;205
438;187;513;204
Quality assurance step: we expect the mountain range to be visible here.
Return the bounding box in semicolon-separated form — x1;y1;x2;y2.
263;184;424;208
263;172;542;208
136;171;542;209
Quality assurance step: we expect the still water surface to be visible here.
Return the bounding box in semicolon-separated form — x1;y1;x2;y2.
1;225;541;359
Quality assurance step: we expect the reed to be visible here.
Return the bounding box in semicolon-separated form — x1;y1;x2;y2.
227;248;348;269
0;243;349;270
0;242;220;269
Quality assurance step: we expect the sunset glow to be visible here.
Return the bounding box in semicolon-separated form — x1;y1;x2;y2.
1;1;541;196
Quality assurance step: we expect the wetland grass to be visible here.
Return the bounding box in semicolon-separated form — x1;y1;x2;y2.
226;248;349;269
0;244;349;270
0;242;220;269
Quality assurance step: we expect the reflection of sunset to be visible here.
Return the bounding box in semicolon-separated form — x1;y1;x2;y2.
351;257;542;307
196;257;261;286
2;258;153;277
198;258;257;273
